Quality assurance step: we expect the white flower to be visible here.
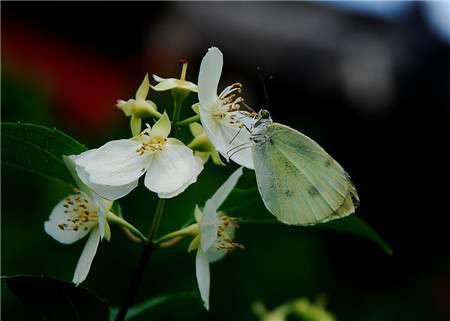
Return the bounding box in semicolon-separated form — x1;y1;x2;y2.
117;74;162;136
44;155;113;285
151;60;198;93
191;167;244;310
198;47;256;169
75;112;203;200
151;75;198;93
188;122;225;166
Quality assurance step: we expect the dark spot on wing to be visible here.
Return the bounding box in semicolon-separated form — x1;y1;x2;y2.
324;159;332;167
284;189;293;197
308;185;319;197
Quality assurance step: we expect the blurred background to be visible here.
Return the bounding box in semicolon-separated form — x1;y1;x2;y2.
2;2;450;321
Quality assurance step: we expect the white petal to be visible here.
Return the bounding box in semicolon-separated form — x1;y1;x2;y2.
152;74;166;83
62;154;92;197
150;112;171;139
44;196;94;244
76;163;139;201
76;140;151;186
157;156;203;198
151;78;178;91
135;74;150;100
90;193;110;238
200;112;254;169
144;143;203;198
200;167;243;252
207;221;235;263
73;228;100;285
196;249;210;310
198;47;223;110
206;246;228;263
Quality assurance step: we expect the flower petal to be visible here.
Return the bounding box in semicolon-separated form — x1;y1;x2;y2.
191;103;200;114
206;246;228;263
200;167;243;252
62;155;92;197
116;99;134;116
135;74;150;101
76;141;150;187
152;74;166;83
144;143;203;198
156;157;203;199
198;47;223;109
90;193;110;238
76;162;139;201
73;228;100;285
200;112;254;169
189;122;204;138
182;81;198;93
196;249;210;310
207;221;235;263
130;115;142;137
151;78;178;91
44;195;95;244
194;205;203;223
150;112;171;139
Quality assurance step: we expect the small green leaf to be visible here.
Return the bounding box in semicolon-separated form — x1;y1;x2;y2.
109;292;196;321
226;188;392;255
1;122;87;186
3;275;109;321
321;216;393;255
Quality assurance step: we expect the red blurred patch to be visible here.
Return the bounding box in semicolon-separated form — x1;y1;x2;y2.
433;275;450;318
2;21;126;133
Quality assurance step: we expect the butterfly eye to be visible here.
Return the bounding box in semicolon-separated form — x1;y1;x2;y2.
260;109;271;119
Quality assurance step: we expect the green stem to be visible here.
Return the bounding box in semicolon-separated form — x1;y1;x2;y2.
106;212;148;243
148;198;166;241
154;223;199;245
115;198;166;321
172;97;182;125
174;114;200;127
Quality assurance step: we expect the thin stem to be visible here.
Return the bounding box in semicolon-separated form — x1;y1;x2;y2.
148;198;166;241
115;198;166;321
106;212;148;243
154;223;199;245
174;114;200;127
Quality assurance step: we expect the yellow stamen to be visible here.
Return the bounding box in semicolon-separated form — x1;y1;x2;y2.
180;59;188;81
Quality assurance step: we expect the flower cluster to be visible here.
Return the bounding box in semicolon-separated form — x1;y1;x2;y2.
45;49;256;308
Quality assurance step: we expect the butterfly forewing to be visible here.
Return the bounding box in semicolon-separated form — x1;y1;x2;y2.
252;123;359;225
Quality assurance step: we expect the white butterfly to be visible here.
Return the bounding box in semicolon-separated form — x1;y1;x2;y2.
247;109;359;225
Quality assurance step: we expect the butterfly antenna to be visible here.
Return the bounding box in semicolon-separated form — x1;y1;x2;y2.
240;100;256;114
257;66;271;109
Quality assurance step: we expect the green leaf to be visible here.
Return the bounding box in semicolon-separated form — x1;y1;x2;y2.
321;216;393;255
3;275;109;321
109;292;196;321
1;122;87;186
225;188;392;255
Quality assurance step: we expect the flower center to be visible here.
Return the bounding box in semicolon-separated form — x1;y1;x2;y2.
212;83;248;129
136;135;167;155
215;215;244;252
58;192;98;232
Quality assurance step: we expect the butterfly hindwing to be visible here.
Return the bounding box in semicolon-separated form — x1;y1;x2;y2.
252;123;359;225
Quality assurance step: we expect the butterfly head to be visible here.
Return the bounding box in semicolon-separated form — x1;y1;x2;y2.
259;109;271;119
250;109;273;140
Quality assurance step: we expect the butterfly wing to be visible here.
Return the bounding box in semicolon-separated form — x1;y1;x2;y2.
252;123;359;225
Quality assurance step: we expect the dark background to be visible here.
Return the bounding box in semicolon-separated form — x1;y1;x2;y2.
2;2;450;321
